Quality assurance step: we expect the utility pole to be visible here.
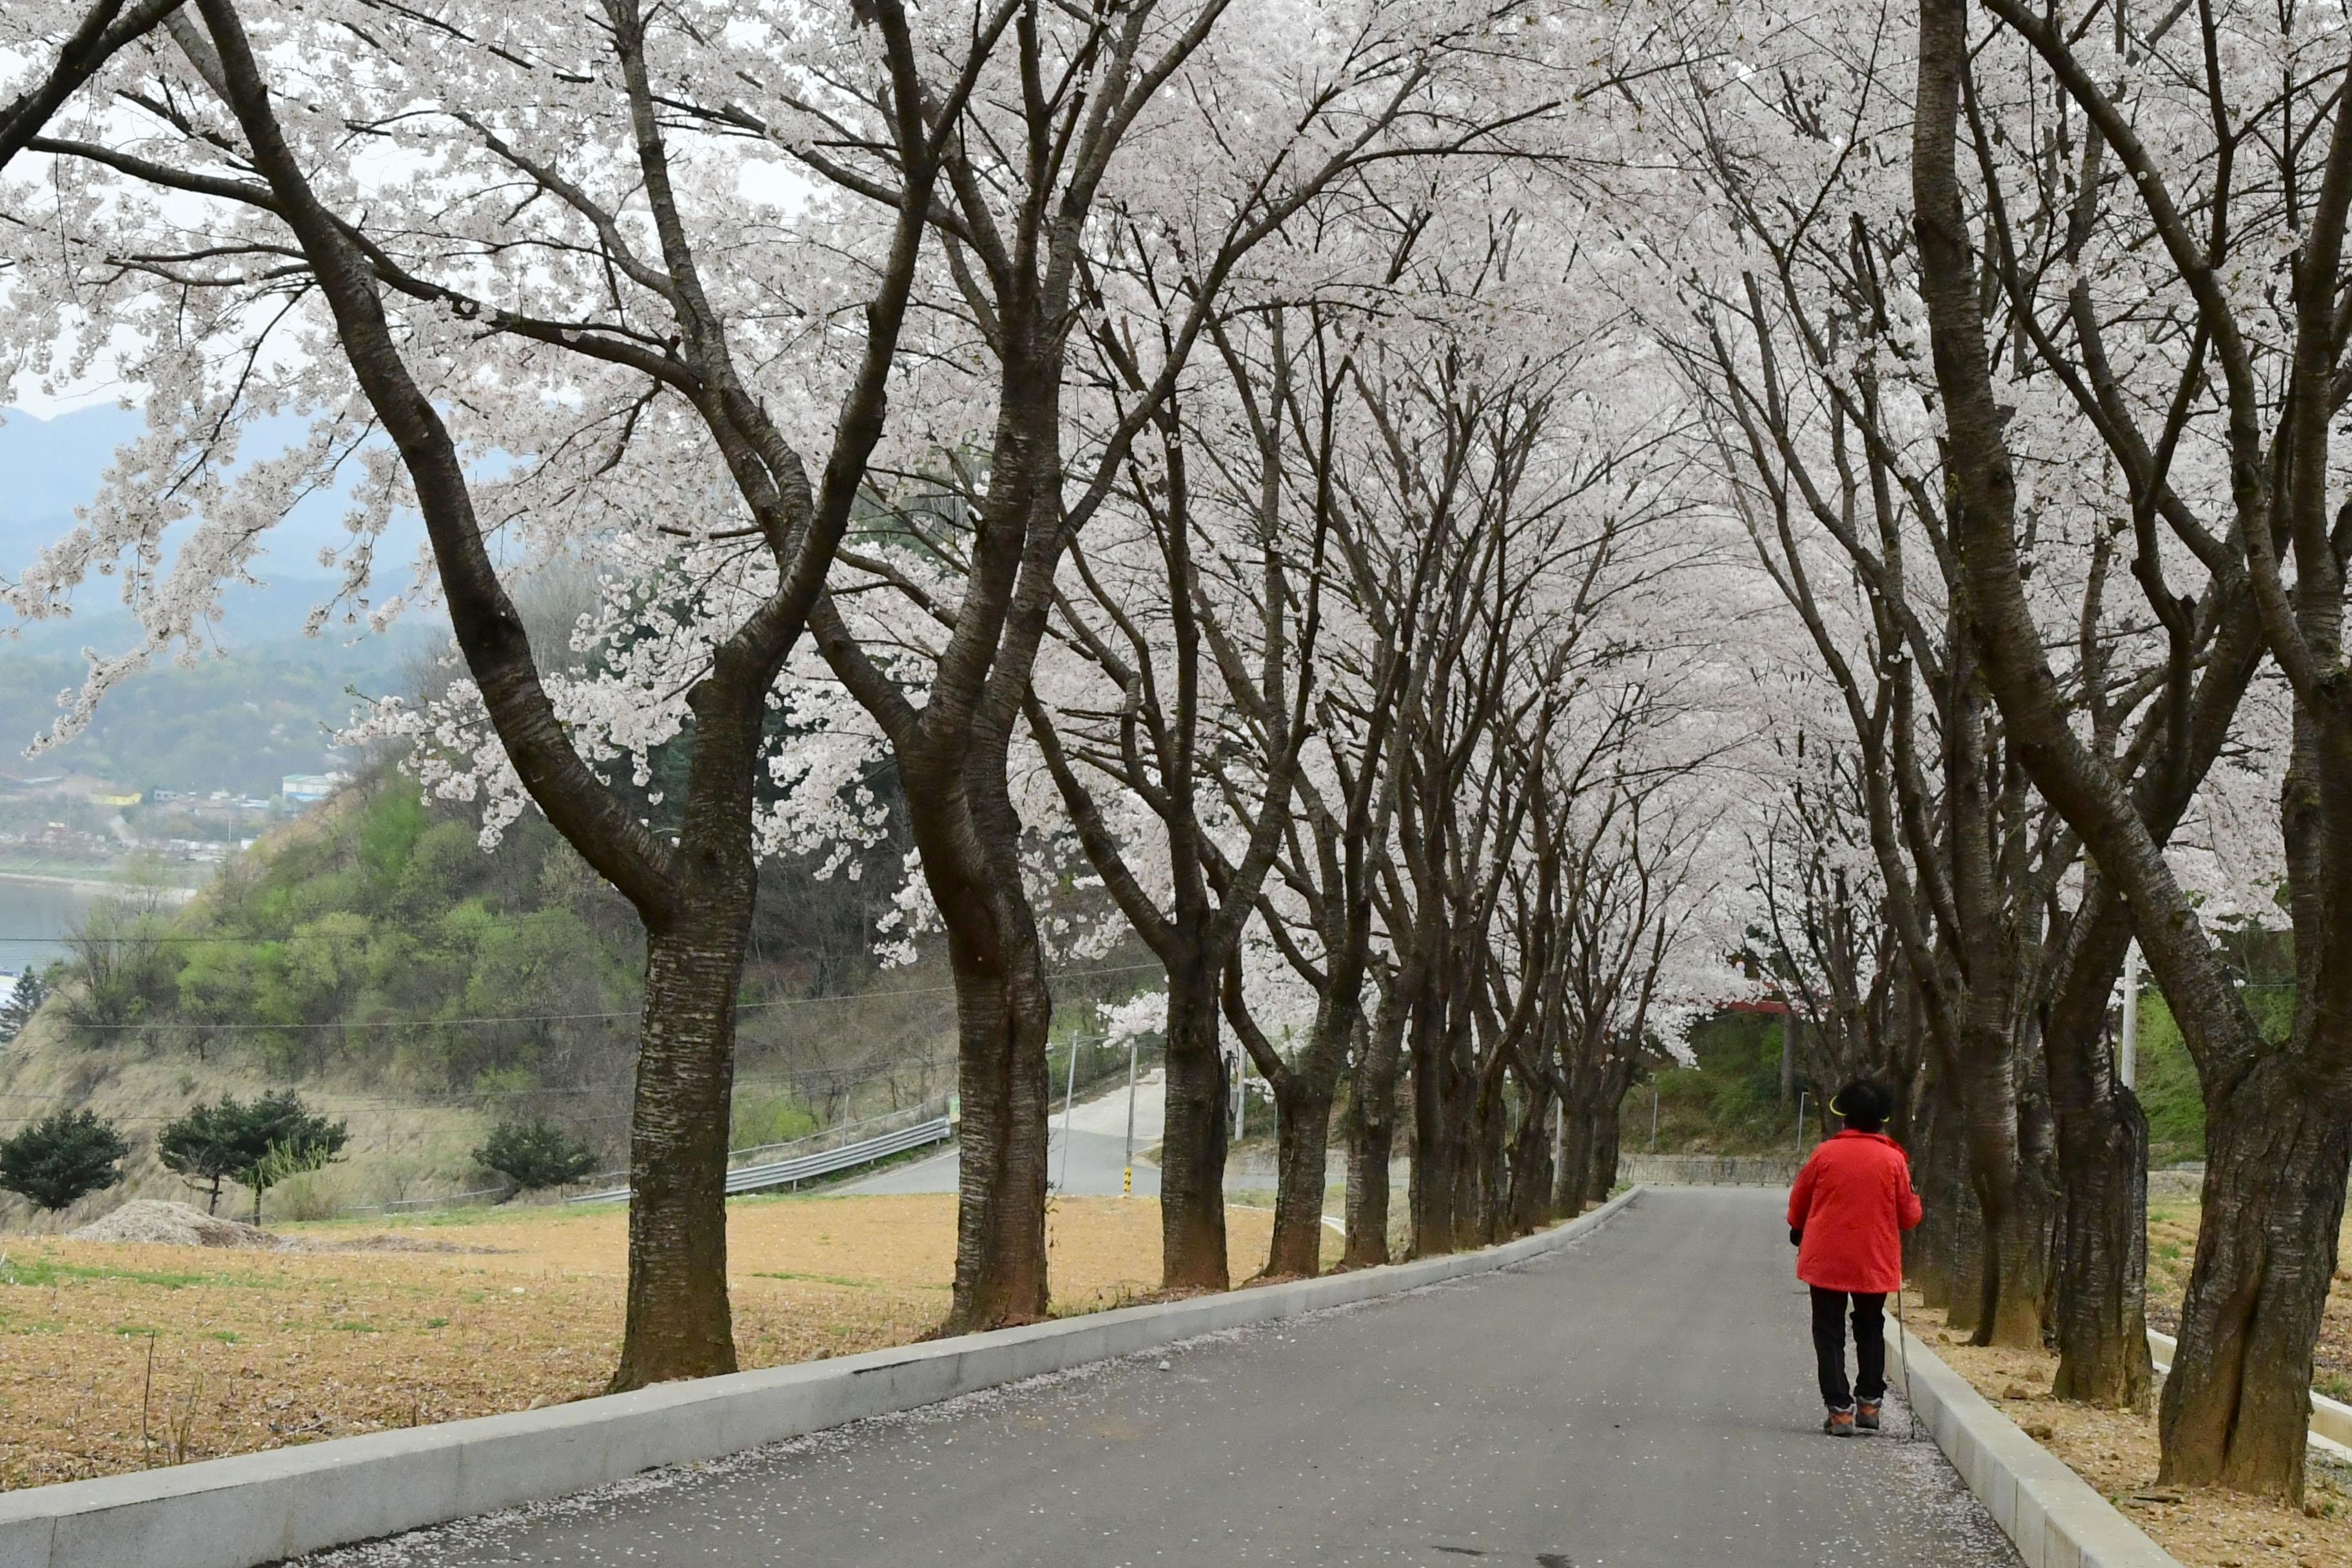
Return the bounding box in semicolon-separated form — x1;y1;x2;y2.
2119;942;2141;1092
1796;1090;1808;1150
1057;1034;1084;1193
1650;1083;1660;1152
1122;1032;1139;1198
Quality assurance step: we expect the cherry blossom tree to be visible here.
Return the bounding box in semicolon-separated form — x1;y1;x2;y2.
1912;0;2339;1494
0;0;1014;1387
799;2;1593;1327
1623;0;2262;1412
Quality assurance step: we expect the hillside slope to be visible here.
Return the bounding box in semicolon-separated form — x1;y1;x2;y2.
0;769;969;1230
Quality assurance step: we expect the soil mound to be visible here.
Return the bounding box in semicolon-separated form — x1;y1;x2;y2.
67;1200;287;1249
295;1233;506;1255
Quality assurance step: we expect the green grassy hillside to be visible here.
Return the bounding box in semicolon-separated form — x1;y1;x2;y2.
0;763;1163;1232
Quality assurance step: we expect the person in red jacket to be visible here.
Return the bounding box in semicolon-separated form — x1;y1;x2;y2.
1787;1078;1923;1436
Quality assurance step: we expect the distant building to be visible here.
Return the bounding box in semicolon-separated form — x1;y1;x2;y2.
280;773;347;805
87;789;144;807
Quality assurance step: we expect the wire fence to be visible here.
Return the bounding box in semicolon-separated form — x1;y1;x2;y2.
338;1182;515;1217
0;950;1167;1232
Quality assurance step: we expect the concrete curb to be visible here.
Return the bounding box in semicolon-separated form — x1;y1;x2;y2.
1886;1318;2182;1567
0;1188;1642;1568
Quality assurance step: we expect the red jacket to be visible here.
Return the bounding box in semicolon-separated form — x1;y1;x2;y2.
1787;1130;1923;1295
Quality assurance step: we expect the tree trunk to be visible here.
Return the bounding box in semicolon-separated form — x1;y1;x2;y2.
1344;998;1405;1269
1588;1098;1624;1206
941;921;1055;1331
1556;1095;1596;1220
1957;1017;2051;1348
1908;1081;1959;1308
2041;899;2155;1407
1976;1161;2054;1348
1408;988;1462;1255
1945;1188;1986;1336
1505;1079;1556;1236
607;901;750;1390
1264;1075;1333;1279
2159;1056;2352;1497
1464;1046;1513;1244
1159;960;1230;1291
914;743;1057;1333
1554;1031;1602;1218
2048;1081;2153;1406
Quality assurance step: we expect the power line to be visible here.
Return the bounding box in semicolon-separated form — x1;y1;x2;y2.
0;1055;963;1121
2;930;504;946
34;960;1163;1034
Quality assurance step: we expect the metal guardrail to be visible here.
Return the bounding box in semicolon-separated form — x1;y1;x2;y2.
568;1114;953;1204
723;1102;943;1169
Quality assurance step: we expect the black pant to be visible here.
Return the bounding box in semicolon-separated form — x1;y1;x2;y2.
1810;1286;1886;1409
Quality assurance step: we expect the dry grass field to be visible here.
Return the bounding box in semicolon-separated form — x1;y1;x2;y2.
0;1193;1297;1490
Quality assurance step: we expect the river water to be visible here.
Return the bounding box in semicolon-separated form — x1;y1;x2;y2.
0;876;104;978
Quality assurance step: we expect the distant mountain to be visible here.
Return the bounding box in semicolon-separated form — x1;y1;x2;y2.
0;646;404;794
0;404;434;624
0;404;438;783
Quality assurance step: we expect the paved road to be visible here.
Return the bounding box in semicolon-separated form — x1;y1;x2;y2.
303;1188;2017;1568
847;1072;1173;1197
844;1073;1389;1204
845;1125;1163;1197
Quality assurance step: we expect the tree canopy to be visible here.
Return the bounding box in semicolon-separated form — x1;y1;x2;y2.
2;0;2345;1502
157;1092;348;1222
0;1108;128;1211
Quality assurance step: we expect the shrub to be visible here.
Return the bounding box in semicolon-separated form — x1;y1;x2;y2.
266;1165;355;1222
475;1118;598;1191
158;1092;349;1222
61;895;178;1031
729;1092;817;1150
0;1109;130;1211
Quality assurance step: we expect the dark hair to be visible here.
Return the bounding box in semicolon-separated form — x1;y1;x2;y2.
1830;1078;1889;1133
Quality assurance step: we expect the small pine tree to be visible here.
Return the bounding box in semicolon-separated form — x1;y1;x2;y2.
0;966;52;1045
0;1109;130;1211
159;1092;348;1222
475;1117;599;1192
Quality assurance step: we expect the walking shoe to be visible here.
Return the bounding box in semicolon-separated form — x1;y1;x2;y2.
1856;1400;1882;1432
1823;1406;1857;1437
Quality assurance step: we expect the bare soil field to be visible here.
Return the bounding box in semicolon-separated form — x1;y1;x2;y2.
0;1193;1293;1490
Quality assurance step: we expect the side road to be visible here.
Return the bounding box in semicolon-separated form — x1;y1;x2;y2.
298;1187;2020;1567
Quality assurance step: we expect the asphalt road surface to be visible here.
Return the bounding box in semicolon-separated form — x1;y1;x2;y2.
845;1072;1172;1197
302;1187;2017;1568
843;1125;1161;1197
843;1073;1391;1203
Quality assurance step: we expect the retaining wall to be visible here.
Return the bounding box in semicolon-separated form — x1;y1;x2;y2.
1619;1152;1801;1187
